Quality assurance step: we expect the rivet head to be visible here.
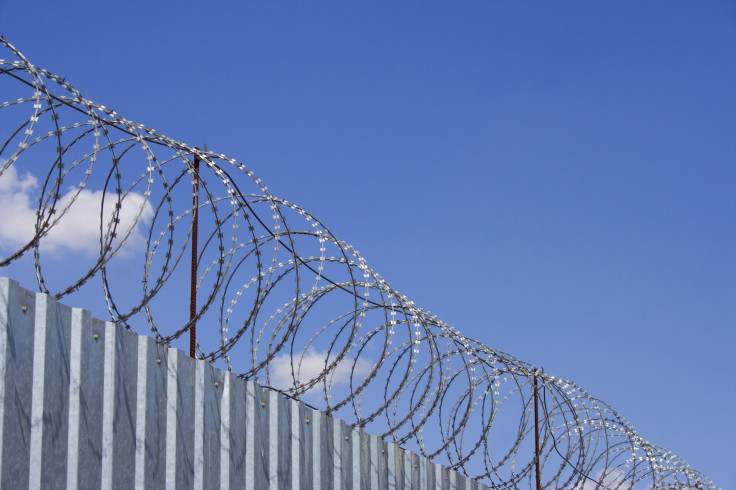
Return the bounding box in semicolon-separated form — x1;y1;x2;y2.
214;382;220;388
345;435;349;441
260;402;266;408
157;359;162;364
305;418;310;424
21;305;27;313
93;333;99;341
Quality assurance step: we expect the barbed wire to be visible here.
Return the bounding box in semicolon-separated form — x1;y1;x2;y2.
0;37;717;489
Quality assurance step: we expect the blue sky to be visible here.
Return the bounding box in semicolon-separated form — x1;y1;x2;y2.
2;2;735;486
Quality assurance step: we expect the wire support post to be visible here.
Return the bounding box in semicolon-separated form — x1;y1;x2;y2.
189;146;202;358
534;368;541;490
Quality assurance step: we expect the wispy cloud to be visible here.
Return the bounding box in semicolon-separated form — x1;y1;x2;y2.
0;165;153;255
574;468;628;490
269;346;373;392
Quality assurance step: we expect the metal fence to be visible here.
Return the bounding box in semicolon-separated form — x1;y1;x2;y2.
0;277;485;489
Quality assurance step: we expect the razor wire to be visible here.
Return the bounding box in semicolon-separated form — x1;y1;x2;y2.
0;37;718;489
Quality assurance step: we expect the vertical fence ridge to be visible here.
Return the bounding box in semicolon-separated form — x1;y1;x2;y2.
0;278;10;487
220;372;231;490
100;321;116;490
65;308;83;490
135;335;148;489
28;293;47;490
165;348;178;490
194;359;205;490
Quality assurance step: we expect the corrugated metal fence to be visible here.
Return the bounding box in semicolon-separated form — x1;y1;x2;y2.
0;278;486;489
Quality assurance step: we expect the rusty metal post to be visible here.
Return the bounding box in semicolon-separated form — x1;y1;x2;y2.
189;148;201;358
534;369;541;490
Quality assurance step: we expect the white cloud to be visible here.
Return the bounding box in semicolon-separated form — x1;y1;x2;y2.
269;346;373;392
0;165;39;242
0;165;153;255
574;468;628;490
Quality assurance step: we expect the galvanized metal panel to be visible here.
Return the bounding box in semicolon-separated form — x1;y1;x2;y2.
369;433;380;490
193;359;205;490
435;464;445;490
408;450;420;489
0;280;490;490
468;476;478;490
77;315;106;488
268;389;278;489
134;334;148;489
276;390;290;489
293;399;312;490
321;409;333;489
202;362;223;489
219;370;231;490
64;308;79;489
403;448;412;489
387;441;397;490
38;294;71;489
435;462;446;490
227;373;247;489
376;435;388;490
352;427;363;490
244;380;256;489
253;383;269;489
100;321;116;490
165;346;179;489
339;418;351;490
111;324;139;488
145;339;169;488
175;350;196;489
359;428;371;490
0;278;35;489
332;415;343;490
311;407;322;489
419;456;428;490
65;308;84;490
289;399;299;490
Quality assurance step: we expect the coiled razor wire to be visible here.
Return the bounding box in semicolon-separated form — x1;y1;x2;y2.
0;37;717;489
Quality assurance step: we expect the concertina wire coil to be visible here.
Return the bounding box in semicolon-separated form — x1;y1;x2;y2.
0;38;717;489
